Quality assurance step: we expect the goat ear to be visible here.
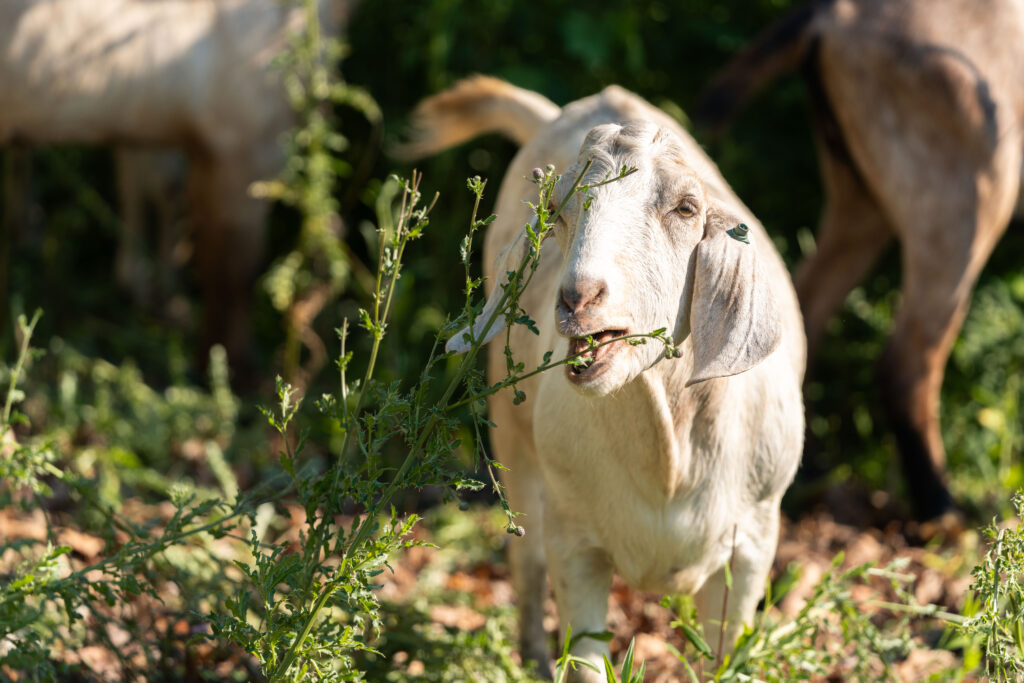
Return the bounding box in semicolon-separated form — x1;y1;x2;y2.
686;204;782;385
446;228;533;354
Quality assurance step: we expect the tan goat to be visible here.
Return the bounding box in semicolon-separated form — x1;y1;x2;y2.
405;76;805;680
1;0;352;363
696;0;1024;519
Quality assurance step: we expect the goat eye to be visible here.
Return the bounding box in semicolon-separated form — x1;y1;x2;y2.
675;203;697;218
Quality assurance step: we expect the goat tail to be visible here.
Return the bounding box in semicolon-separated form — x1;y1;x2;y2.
394;75;560;160
693;0;829;137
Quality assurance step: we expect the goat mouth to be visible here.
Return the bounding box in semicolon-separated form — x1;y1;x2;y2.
566;329;627;381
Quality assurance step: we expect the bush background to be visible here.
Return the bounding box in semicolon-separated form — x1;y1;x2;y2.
4;0;1023;517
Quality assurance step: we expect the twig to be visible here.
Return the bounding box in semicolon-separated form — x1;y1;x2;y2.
719;524;738;671
862;600;966;625
3;309;42;426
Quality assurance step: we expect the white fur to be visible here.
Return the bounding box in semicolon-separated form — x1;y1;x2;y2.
417;80;805;681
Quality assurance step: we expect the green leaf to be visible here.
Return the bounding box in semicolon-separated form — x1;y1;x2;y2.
8;574;35;592
570;630;614;649
679;622;713;659
560;624;573;662
602;654;616;683
1014;606;1024;655
621;637;636;678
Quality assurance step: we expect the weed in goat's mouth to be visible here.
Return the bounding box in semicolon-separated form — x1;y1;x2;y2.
567;330;626;376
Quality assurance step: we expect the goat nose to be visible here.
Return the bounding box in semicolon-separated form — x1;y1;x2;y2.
559;277;607;314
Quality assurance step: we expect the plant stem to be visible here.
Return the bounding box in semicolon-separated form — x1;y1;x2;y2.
718;525;737;671
338;318;349;438
3;309;41;427
862;600;966;624
445;332;671;412
272;161;637;679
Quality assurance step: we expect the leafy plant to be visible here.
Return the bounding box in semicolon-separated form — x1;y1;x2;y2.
0;312;244;680
954;490;1024;682
208;148;662;680
256;0;381;387
695;559;918;681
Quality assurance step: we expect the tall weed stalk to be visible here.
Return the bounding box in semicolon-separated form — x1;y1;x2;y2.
210;155;658;680
256;0;381;388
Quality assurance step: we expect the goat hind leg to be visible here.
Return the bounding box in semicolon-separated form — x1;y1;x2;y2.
795;148;893;366
795;149;892;479
880;204;1011;519
188;153;267;374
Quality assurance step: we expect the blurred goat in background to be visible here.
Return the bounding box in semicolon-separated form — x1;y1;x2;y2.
696;0;1024;520
0;0;354;369
113;148;189;310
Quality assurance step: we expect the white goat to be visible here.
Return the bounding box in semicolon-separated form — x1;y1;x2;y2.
1;0;352;360
405;77;805;679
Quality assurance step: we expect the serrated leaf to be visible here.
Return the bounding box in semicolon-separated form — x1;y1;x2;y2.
8;574;35;591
